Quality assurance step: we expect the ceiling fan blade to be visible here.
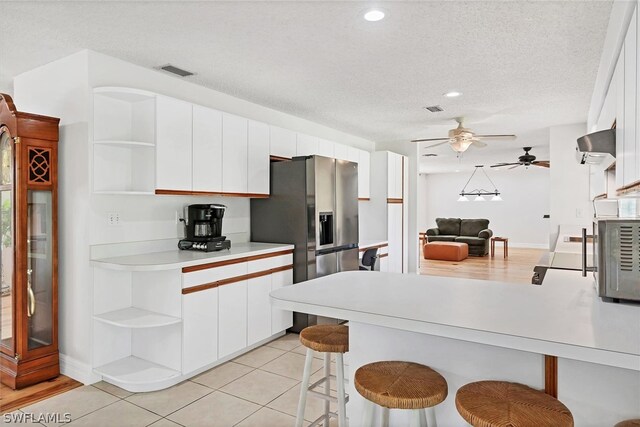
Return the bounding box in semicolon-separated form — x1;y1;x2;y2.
422;141;451;149
475;134;517;140
490;163;519;168
410;137;450;143
471;140;487;148
533;161;550;168
509;164;521;170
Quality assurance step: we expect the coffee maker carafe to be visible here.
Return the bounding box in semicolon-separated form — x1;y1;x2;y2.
179;204;231;252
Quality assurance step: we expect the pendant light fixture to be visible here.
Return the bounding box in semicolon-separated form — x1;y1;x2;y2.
458;165;502;202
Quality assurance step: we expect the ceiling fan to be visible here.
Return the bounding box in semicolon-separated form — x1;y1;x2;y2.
411;117;516;153
491;147;550;169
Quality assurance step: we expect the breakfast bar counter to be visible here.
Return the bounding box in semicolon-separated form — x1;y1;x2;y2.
271;270;640;425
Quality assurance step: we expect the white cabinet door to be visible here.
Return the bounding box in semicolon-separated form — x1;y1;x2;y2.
358;150;370;199
387;152;403;199
222;113;248;193
270;126;297;158
616;49;626;190
247;275;272;345
218;281;247;358
387;204;403;273
347;146;360;163
379;256;389;272
156;96;192;191
296;133;318;156
192;105;222;192
271;269;293;334
316;138;335;158
248;120;270;195
624;8;638;187
182;288;218;373
637;2;640;184
334;143;348;161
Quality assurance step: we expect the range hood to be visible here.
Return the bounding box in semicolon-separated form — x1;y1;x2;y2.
576;129;616;166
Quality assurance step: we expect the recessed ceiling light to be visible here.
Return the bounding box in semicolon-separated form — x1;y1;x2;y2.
444;91;462;98
364;9;385;22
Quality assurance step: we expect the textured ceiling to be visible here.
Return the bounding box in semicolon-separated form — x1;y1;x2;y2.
0;1;611;162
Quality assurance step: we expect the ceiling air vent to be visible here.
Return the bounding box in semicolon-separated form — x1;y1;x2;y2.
424;105;444;113
158;64;195;77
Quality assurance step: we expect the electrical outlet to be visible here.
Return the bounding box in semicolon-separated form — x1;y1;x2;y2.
107;212;120;226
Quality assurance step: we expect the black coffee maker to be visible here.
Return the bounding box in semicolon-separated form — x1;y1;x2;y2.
178;204;231;252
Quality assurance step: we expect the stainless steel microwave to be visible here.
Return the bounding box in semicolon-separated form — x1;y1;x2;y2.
592;219;640;302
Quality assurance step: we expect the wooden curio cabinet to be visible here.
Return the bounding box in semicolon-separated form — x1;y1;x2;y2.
0;93;60;389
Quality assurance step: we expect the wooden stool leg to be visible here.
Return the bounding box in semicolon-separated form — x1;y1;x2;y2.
336;353;348;427
295;348;314;427
409;409;423;427
323;353;330;427
361;399;376;427
381;407;390;427
425;407;437;427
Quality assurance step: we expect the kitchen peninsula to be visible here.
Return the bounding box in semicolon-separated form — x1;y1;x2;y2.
271;270;640;426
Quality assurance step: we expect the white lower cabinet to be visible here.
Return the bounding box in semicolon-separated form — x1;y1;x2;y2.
271;269;294;334
247;274;273;346
218;280;248;358
182;288;218;373
387;204;403;273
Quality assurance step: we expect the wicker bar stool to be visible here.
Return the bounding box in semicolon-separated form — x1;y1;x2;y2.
295;324;349;427
455;380;574;427
355;361;448;427
615;420;640;427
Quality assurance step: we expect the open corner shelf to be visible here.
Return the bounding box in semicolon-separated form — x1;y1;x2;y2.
93;307;181;329
94;356;180;392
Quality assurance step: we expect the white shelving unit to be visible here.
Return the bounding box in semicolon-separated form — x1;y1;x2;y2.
93;87;156;194
94;356;180;392
93;307;181;329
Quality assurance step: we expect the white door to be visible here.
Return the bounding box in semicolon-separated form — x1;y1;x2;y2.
218;281;248;358
270;126;297;158
182;288;218;373
387;203;403;273
248;120;270;195
222;113;248;193
192;105;222;192
358;150;370;199
156;96;192;191
247;275;272;345
271;269;293;333
296;133;318;156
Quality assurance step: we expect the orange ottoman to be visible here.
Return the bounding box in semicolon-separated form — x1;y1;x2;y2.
423;242;468;261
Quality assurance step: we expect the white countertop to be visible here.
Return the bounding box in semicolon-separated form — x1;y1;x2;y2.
359;240;388;249
91;242;294;271
271;270;640;370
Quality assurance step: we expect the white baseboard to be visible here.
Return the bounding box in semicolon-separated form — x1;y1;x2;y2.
508;243;549;249
59;353;101;385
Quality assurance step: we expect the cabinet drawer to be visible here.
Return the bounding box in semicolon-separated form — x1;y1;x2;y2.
182;262;248;289
247;253;293;273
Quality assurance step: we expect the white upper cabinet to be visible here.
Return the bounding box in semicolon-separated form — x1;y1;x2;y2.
616;49;625;190
346;146;360;163
156;96;192;191
192;105;222;192
296;133;318;156
270;126;297;158
316;138;335;158
623;7;637;187
248;120;270;195
387;152;403;199
334;143;348;161
358;150;371;199
222;113;248;193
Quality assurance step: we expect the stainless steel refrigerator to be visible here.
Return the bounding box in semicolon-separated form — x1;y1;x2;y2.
250;155;359;332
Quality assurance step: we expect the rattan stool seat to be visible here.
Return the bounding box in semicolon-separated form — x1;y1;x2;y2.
354;361;448;410
299;324;349;354
455;380;574;427
615;420;640;427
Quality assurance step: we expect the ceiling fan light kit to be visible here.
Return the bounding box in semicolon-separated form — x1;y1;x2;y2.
458;165;502;202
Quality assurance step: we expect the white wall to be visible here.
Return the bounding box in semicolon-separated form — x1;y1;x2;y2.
419;167;550;248
549;123;592;248
12;49;376;384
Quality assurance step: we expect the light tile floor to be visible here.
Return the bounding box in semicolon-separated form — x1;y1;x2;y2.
3;334;344;427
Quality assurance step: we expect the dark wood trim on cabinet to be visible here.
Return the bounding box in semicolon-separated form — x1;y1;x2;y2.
359;243;388;252
544;355;558;398
378;253;389;259
617;180;640;196
387;198;403;204
358;198;370;201
269;155;291;162
181;249;294;273
155;189;270;198
182;264;294;295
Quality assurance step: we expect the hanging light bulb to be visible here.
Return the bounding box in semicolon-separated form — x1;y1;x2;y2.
491;194;503;201
474;195;486;202
457;195;469;202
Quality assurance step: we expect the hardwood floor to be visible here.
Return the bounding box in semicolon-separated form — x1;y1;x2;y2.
0;375;82;414
419;247;545;284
